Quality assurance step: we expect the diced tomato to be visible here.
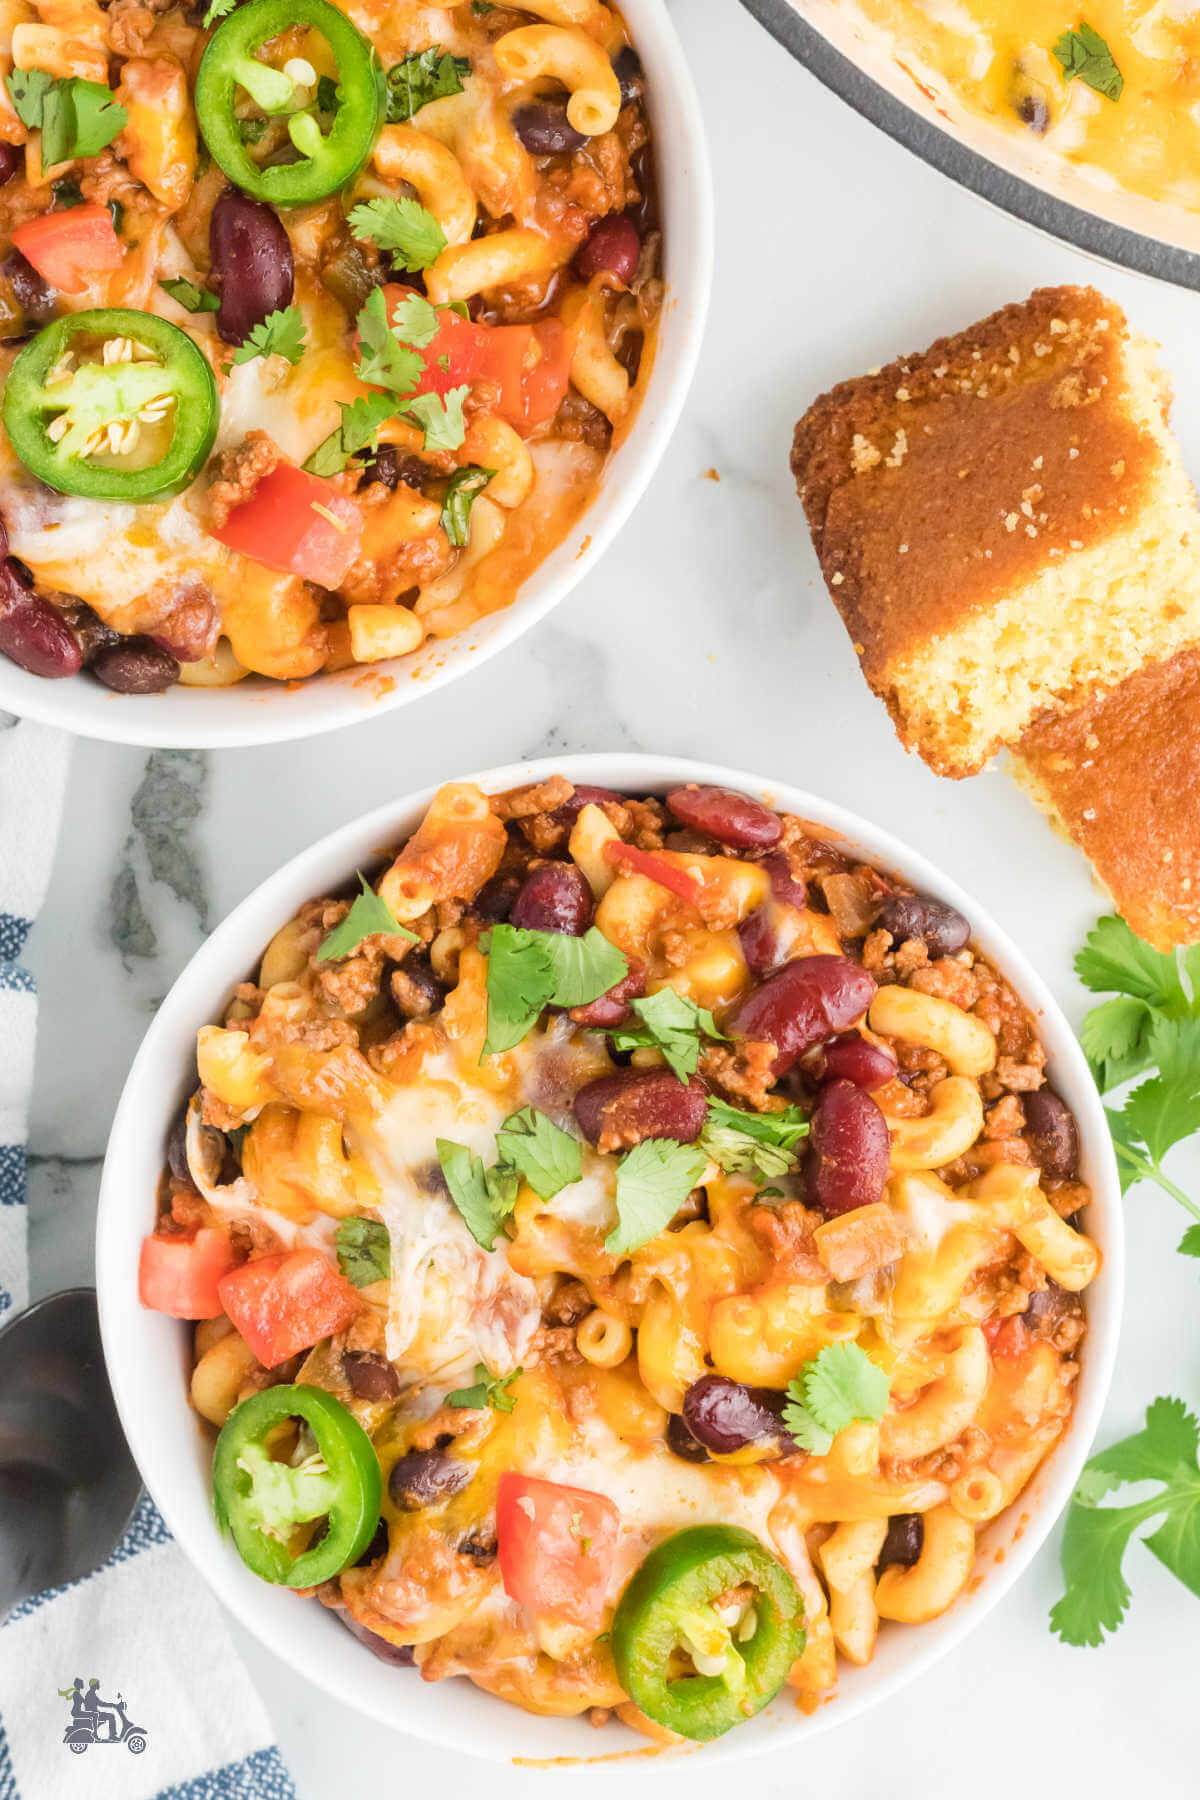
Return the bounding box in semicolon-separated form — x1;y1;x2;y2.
376;288;569;434
217;1248;362;1368
603;840;704;907
210;463;363;589
479;320;570;435
138;1228;238;1320
496;1472;620;1629
11;205;123;295
983;1315;1030;1361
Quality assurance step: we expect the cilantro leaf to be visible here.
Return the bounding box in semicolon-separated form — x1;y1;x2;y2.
699;1096;810;1181
348;195;447;271
437;1138;515;1250
334;1216;390;1287
1050;1397;1200;1646
403;385;468;453
608;987;727;1083
1053;22;1124;100
7;71;127;165
389;291;440;348
159;277;219;314
317;874;418;962
1080;993;1157;1092
446;1362;520;1412
1076;916;1184;1011
229;305;306;368
783;1343;889;1454
441;466;495;548
482;923;628;1055
1181;1224;1200;1259
605;1139;708;1255
303;391;401;477
354;286;423;397
202;0;238;23
1122;1017;1200;1165
386;48;470;124
5;68;53;132
495;1107;582;1200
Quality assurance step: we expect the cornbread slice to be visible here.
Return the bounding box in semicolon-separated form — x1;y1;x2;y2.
791;286;1200;777
1012;648;1200;950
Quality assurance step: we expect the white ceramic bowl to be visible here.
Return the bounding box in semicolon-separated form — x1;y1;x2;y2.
96;753;1123;1765
0;8;712;749
743;0;1200;293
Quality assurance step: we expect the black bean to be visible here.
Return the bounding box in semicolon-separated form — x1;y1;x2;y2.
472;872;522;923
613;46;644;104
879;1513;924;1570
166;1110;191;1183
2;249;55;323
90;635;179;694
344;1350;401;1401
388;1449;471;1510
359;444;427;492
512;101;586;156
666;1412;711;1463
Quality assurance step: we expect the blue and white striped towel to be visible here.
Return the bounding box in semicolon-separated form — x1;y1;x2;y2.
0;716;297;1800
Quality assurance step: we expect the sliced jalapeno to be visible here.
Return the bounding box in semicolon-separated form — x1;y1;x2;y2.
2;309;218;503
611;1524;804;1741
195;0;384;206
212;1383;383;1587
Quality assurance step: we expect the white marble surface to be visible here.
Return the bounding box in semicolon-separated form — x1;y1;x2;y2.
20;0;1200;1792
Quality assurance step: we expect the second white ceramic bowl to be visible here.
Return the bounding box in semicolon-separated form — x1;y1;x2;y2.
0;4;713;747
96;753;1123;1765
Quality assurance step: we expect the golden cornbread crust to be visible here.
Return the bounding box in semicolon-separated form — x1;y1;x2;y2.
1013;648;1200;950
791;285;1200;776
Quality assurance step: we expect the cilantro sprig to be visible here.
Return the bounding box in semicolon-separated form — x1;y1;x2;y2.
1053;23;1123;101
159;277;219;314
481;922;628;1057
348;195;447;271
317;874;419;963
386;48;470;123
438;1107;582;1248
1077;916;1200;1257
334;1216;390;1287
228;306;306;369
1050;1397;1200;1646
605;1138;708;1255
783;1343;890;1454
7;69;128;167
346;285;468;454
606;988;727;1083
304;392;403;478
699;1097;810;1182
446;1362;520;1412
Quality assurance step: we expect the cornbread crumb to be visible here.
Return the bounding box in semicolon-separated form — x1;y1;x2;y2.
790;285;1200;777
1012;647;1200;949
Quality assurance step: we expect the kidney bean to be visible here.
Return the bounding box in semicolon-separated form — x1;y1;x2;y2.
0;144;20;186
570;956;645;1027
334;1608;415;1666
91;635;179;693
879;1513;924;1571
512;100;586;155
806;1079;891;1217
0;565;82;677
1023;1087;1079;1180
612;46;644;103
343;1350;401;1402
665;784;782;850
573;1067;707;1147
472;871;522;923
682;1375;794;1456
878;892;970;959
389;1449;472;1511
575;213;640;284
2;249;55;323
210;189;294;346
550;784;623;827
821;1031;898;1091
728;955;876;1076
762;850;807;911
58;598;119;666
666;1411;711;1464
511;862;593;936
